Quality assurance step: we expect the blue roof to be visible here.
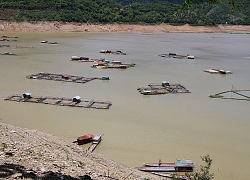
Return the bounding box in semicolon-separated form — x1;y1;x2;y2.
175;160;193;167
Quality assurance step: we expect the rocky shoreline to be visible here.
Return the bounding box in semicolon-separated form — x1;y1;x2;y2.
0;122;157;180
0;21;250;33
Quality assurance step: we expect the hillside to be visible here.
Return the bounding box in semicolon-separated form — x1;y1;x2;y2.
0;0;249;25
0;122;157;180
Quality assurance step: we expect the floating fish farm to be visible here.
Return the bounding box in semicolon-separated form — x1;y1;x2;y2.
137;81;191;95
26;72;109;83
4;93;112;109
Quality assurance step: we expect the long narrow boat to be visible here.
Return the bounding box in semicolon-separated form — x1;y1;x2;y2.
137;166;176;172
144;159;193;167
151;172;191;180
88;134;102;152
138;160;194;172
144;162;175;167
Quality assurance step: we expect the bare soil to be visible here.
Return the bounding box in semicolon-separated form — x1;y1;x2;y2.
0;21;250;33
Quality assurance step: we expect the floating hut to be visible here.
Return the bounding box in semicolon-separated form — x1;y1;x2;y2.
23;92;32;99
137;81;190;95
26;72;109;84
4;93;112;109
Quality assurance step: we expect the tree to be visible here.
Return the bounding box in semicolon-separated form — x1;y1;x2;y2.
192;154;214;180
182;0;249;10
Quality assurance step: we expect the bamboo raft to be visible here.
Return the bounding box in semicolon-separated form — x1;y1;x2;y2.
4;93;112;109
26;72;110;83
137;81;190;95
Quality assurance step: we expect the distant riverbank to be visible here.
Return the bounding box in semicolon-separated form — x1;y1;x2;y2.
0;21;250;33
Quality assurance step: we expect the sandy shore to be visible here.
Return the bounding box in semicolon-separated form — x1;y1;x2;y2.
0;122;158;180
0;21;250;33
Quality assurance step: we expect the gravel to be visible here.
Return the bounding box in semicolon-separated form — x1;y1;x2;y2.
0;122;159;180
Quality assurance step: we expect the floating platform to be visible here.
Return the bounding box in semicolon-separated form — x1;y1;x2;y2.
91;59;135;69
137;81;190;95
4;93;112;109
158;53;195;59
26;72;109;83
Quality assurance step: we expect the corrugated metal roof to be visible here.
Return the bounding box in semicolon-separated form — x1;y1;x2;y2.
175;160;193;167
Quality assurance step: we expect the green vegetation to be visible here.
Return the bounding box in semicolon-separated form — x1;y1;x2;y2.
0;0;249;25
192;155;214;180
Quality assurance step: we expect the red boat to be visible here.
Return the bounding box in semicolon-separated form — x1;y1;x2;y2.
73;134;94;145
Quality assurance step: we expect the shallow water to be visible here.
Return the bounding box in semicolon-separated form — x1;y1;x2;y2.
0;32;250;180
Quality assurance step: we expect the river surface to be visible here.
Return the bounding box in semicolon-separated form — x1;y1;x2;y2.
0;32;250;180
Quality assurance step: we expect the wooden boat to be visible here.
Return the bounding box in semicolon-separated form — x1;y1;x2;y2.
203;69;232;74
88;134;102;152
137;166;176;172
187;55;195;59
73;134;94;145
2;35;18;38
138;160;194;172
100;49;112;53
144;162;175;167
151;172;191;180
158;53;195;59
1;52;16;55
100;49;126;55
40;40;48;43
47;41;58;44
71;56;93;62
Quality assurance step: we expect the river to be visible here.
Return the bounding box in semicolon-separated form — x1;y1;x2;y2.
0;32;250;180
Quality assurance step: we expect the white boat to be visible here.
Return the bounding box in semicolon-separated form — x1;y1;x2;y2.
88;134;102;152
203;69;232;74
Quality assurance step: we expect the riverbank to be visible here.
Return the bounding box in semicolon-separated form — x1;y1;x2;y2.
0;21;250;33
0;122;157;180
